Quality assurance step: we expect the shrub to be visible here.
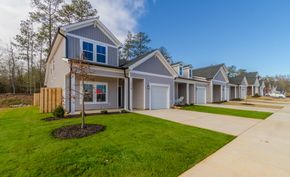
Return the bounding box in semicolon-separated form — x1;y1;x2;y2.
253;93;260;97
120;109;129;113
100;109;108;114
231;98;243;101
53;106;65;118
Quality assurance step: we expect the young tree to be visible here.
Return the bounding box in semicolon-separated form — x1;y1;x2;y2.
132;32;151;57
59;0;98;24
30;0;64;49
71;54;91;129
121;31;134;60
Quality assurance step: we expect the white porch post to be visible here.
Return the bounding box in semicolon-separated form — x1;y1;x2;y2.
252;86;254;96
220;85;223;101
71;74;76;113
186;83;189;104
193;84;196;104
235;86;237;98
129;77;133;111
124;78;128;110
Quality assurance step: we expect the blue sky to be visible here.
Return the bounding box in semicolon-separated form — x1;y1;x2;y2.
137;0;290;76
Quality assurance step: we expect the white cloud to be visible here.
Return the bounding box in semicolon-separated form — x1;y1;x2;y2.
91;0;146;42
0;0;146;45
0;0;30;45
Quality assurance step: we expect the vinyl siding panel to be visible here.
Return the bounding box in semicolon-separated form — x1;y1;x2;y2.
133;56;172;76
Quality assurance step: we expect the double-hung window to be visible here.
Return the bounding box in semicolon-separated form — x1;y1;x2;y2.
82;41;107;63
83;84;93;102
82;42;93;61
179;66;183;76
96;45;106;63
189;69;192;78
96;84;107;103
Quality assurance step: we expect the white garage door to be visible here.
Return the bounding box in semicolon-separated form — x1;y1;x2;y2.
150;84;169;110
196;87;206;104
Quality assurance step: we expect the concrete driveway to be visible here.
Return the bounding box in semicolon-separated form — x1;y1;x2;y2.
180;104;290;177
135;109;262;136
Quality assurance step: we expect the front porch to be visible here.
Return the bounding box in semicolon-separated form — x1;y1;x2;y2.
212;84;227;102
66;73;128;113
174;82;195;105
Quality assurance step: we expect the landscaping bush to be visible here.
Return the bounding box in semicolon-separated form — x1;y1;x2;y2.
53;106;65;118
253;93;261;97
100;109;108;114
120;109;129;113
231;98;243;101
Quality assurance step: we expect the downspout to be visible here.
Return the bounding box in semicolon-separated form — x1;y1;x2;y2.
58;28;71;112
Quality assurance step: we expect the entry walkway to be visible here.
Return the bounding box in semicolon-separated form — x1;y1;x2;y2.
180;104;290;177
135;109;261;136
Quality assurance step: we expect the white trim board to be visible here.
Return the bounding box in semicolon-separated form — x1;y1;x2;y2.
130;70;174;79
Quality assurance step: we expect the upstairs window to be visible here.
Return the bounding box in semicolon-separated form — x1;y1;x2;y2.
179;66;183;76
189;69;192;77
96;45;106;63
82;42;93;61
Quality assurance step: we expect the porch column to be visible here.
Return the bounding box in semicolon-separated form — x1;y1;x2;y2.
252;86;254;96
235;86;237;98
220;85;223;101
186;83;189;104
193;84;196;104
129;77;133;111
124;78;128;110
71;74;76;113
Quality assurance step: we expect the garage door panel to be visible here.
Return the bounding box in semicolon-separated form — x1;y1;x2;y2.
196;87;206;104
151;85;169;110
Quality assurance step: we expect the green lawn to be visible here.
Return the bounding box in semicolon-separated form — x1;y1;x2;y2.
0;107;234;177
182;105;272;119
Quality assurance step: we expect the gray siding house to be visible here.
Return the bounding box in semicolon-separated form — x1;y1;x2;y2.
45;18;178;113
192;64;230;103
228;76;248;100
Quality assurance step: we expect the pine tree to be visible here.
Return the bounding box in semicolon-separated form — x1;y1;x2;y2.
30;0;64;49
59;0;98;24
121;31;134;60
158;46;172;63
131;32;151;57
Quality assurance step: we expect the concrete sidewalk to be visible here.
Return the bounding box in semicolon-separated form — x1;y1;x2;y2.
180;104;290;177
135;109;261;136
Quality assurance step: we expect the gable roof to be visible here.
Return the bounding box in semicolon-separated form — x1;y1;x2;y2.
119;50;157;68
60;17;122;47
191;64;226;80
229;76;246;85
120;50;178;77
240;72;259;85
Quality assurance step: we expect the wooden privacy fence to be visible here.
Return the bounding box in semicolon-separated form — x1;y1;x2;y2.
33;88;62;113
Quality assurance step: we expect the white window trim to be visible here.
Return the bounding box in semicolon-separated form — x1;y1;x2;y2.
80;39;108;65
80;81;108;104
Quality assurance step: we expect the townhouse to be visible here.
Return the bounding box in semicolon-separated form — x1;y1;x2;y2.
45;18;263;113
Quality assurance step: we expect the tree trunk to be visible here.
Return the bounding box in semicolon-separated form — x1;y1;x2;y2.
81;78;85;129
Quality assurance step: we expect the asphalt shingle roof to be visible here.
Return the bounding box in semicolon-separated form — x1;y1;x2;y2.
240;72;259;85
191;64;225;80
229;76;245;85
119;50;157;68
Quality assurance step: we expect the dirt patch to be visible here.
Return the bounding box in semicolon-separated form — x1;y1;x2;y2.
0;94;32;108
52;124;105;139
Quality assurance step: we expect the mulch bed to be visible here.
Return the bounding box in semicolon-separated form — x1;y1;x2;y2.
42;111;128;121
52;124;105;139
